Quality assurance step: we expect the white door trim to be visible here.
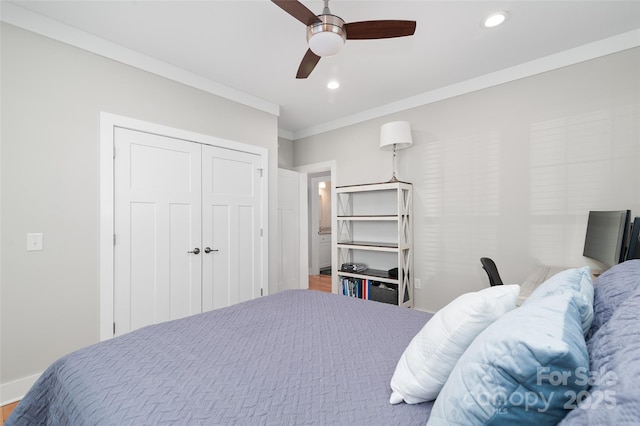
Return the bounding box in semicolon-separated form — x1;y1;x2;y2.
100;112;268;341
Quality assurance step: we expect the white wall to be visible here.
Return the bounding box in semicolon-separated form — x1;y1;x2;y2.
0;23;278;399
294;47;640;313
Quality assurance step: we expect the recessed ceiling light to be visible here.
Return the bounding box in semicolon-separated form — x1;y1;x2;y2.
482;11;508;28
327;80;340;90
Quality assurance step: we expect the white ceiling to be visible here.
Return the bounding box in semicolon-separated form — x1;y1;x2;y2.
4;1;640;139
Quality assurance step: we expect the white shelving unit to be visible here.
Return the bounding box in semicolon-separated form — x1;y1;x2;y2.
334;181;413;308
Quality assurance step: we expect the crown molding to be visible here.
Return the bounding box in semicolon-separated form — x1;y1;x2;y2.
2;2;637;141
277;128;294;140
0;2;280;118
292;28;640;140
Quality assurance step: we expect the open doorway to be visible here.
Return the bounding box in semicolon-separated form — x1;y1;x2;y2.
295;161;337;294
309;173;331;276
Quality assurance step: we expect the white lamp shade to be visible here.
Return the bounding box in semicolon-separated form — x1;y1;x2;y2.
380;121;413;151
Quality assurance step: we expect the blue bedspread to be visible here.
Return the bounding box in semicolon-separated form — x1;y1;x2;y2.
560;259;640;424
7;290;433;425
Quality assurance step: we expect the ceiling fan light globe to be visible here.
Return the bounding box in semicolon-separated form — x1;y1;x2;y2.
306;14;346;57
309;32;344;56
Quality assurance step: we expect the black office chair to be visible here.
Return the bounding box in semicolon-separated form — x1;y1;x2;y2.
480;257;503;286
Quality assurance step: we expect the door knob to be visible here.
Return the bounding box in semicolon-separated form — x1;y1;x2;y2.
188;248;200;254
204;247;219;253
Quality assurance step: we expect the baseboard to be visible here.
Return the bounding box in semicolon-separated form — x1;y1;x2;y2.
413;306;436;314
1;373;40;406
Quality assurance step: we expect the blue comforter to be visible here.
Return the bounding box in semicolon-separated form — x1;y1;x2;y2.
560;259;640;424
7;290;433;425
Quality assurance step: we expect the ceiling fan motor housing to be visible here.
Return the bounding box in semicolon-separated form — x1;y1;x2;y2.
306;14;347;57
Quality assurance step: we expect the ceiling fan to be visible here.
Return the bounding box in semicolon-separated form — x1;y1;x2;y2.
272;0;417;79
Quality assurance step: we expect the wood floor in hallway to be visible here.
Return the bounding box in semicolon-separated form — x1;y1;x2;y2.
308;274;332;293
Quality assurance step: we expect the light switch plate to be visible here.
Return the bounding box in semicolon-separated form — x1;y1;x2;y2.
27;233;43;251
415;278;422;290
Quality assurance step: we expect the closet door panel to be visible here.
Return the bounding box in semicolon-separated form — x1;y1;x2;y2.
202;145;262;311
204;205;230;311
237;205;256;303
114;128;202;335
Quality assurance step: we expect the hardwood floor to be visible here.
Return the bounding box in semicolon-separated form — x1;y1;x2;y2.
308;274;332;293
1;401;19;424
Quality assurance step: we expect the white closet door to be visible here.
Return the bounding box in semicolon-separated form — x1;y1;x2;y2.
114;128;202;335
201;145;262;311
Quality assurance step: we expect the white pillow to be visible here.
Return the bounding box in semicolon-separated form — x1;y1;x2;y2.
389;284;520;404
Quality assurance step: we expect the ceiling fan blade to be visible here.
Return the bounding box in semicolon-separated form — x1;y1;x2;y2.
345;20;416;40
296;49;321;79
272;0;321;26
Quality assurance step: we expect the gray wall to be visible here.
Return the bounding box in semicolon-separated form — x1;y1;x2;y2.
0;23;278;394
295;47;640;313
278;136;294;170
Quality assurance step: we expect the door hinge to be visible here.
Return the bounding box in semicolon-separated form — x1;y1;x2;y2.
257;168;263;178
113;234;116;245
113;146;116;159
260;228;263;237
113;322;116;335
261;288;263;296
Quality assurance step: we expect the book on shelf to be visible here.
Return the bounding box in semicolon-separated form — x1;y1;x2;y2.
340;276;399;305
340;277;372;300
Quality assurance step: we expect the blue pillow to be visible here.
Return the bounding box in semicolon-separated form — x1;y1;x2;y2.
523;266;594;335
428;291;589;426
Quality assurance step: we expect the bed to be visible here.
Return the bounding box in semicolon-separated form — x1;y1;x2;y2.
8;259;640;425
6;290;433;425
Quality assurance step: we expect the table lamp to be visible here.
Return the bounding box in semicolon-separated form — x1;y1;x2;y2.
380;121;413;182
